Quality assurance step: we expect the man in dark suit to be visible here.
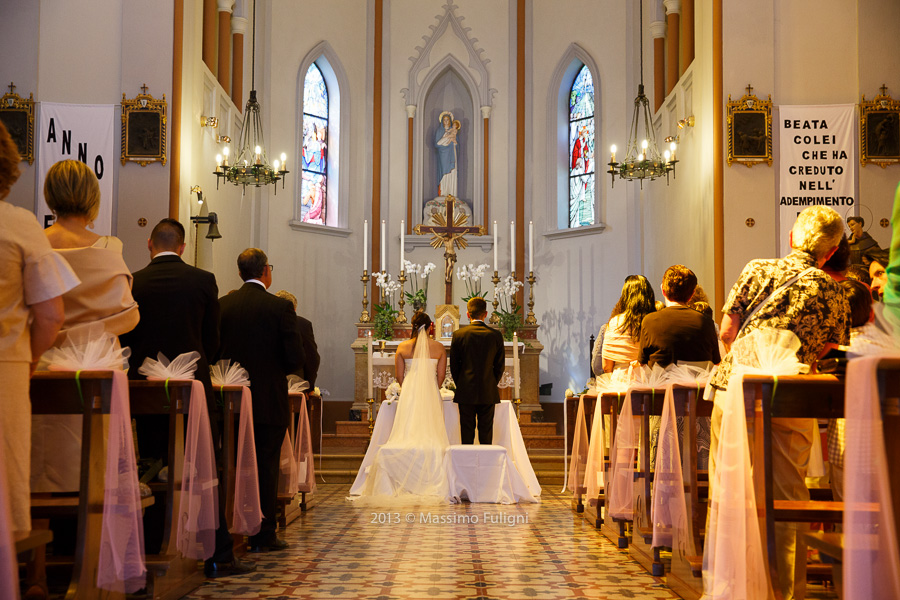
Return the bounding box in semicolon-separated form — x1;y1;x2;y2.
120;218;255;578
274;290;320;388
218;249;303;552
638;264;721;368
449;297;506;444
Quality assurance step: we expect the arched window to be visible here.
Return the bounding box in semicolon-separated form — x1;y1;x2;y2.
300;64;328;224
568;65;594;228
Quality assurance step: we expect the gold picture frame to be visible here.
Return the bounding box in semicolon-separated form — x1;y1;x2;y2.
726;85;773;167
0;83;35;165
435;304;460;341
121;85;167;166
860;87;900;168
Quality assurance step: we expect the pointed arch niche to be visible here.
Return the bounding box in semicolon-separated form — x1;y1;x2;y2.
402;3;496;229
290;41;351;235
544;44;607;238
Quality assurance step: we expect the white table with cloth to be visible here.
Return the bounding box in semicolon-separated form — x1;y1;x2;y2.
349;399;540;503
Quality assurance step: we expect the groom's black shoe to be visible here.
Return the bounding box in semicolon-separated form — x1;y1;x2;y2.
204;558;257;578
249;536;290;553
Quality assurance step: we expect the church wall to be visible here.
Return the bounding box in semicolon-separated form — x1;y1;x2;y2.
721;0;900;291
0;0;174;271
530;0;631;394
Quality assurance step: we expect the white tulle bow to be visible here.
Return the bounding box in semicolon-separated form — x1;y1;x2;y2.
138;351;200;380
593;370;629;395
210;359;251;386
43;322;130;371
730;328;808;376
287;374;310;393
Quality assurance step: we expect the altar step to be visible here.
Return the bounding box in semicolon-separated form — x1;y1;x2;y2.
312;448;566;487
324;420;564;450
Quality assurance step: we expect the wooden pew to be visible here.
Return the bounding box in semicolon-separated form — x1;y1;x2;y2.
585;392;622;531
276;393;312;527
666;385;713;600
630;388;667;576
30;371;154;600
742;375;845;595
600;392;641;550
567;394;597;513
128;380;205;600
15;529;53;598
218;384;245;549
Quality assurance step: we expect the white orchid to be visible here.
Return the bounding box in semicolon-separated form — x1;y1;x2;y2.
457;262;491;302
422;262;437;276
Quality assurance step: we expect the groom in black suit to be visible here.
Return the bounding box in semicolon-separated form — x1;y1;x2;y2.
121;218;254;578
450;297;506;444
218;249;303;553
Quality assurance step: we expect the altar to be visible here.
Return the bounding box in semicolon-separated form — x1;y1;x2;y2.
350;324;544;419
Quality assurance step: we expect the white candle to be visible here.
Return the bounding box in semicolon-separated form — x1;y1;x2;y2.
400;220;405;273
513;332;520;398
510;221;516;274
380;220;386;273
529;221;534;273
363;219;368;272
493;221;498;272
366;331;373;399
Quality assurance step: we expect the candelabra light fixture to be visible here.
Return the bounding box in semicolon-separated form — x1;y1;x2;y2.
213;0;288;192
607;0;677;188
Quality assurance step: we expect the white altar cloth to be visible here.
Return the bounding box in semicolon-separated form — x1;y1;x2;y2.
349;400;540;503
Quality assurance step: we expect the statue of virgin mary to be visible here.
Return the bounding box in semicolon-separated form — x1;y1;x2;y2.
434;111;460;197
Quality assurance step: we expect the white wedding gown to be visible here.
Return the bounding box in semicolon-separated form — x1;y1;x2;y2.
357;329;450;500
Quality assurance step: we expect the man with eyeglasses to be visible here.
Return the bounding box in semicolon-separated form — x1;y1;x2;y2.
217;248;304;553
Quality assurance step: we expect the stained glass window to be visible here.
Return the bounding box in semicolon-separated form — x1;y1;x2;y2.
568;65;594;228
301;64;328;224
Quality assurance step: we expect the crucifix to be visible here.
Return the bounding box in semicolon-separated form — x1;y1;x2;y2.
414;195;485;305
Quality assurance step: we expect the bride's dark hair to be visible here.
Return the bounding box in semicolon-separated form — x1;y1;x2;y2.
410;311;432;339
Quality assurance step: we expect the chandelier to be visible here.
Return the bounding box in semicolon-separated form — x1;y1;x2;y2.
214;0;288;192
607;1;676;188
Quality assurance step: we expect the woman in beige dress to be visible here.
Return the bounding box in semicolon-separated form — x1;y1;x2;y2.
0;122;79;533
31;159;140;493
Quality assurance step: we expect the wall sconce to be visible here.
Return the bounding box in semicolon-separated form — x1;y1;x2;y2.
664;135;679;144
191;185;203;205
201;116;218;128
216;135;231;144
677;115;695;129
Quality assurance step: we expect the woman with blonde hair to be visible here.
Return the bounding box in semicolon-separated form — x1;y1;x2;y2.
32;159;140;494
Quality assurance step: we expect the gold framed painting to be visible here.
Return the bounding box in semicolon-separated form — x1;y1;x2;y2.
726;87;773;167
860;88;900;167
121;86;167;166
0;83;35;164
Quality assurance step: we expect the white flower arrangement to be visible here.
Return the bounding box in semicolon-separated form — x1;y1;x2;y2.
402;261;436;309
455;262;491;301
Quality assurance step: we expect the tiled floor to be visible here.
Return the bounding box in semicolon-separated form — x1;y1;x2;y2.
184;484;679;599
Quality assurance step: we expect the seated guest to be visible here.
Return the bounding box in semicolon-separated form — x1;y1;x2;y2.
822;234;851;281
218;249;303;553
33;159;140;494
601;275;655;374
590;323;607;377
868;256;887;301
845;263;872;286
274;290;318;389
0;122;78;536
712;206;849;600
119;219;254;578
639;265;721;368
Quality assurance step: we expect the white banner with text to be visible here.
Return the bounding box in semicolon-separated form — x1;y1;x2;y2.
37;103;116;234
778;104;856;256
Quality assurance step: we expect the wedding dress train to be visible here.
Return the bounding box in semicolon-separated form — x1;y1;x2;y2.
356;328;450;500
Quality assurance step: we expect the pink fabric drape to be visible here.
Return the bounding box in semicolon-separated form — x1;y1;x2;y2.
97;370;146;594
566;395;589;495
651;384;688;549
844;355;900;600
0;436;20;600
295;394;317;494
231;387;262;536
607;389;638;520
277;431;298;497
176;380;219;560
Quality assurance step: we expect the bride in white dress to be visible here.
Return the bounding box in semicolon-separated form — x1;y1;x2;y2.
356;312;451;500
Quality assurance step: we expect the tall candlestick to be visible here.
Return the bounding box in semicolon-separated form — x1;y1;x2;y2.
380;220;386;273
493;221;498;271
363;219;368;272
510;221;516;274
400;220;405;273
513;332;520;398
366;331;373;398
529;221;534;273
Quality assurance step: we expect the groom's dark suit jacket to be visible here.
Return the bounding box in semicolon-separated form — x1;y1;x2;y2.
217;282;304;428
120;254;220;411
449;320;505;405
